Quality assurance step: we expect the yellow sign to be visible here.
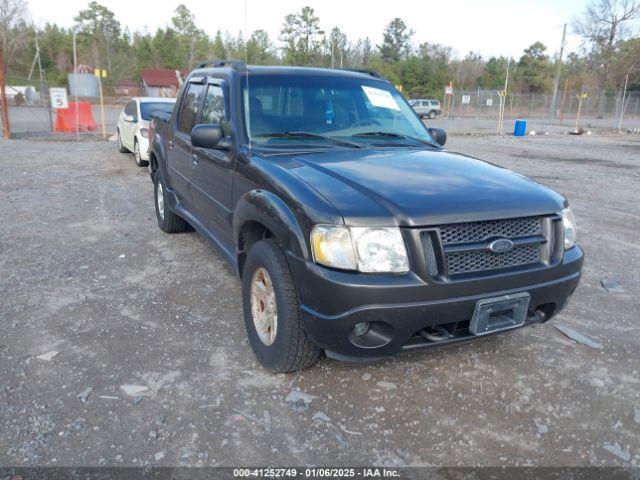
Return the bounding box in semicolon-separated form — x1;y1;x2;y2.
94;69;107;78
395;84;403;92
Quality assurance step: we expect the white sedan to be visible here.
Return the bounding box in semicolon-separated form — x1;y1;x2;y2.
116;97;176;166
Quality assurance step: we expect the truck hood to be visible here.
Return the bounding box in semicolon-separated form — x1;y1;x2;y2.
287;148;566;226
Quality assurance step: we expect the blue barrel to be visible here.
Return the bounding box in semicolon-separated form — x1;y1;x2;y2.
514;119;527;136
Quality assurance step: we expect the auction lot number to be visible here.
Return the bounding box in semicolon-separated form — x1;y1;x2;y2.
234;468;400;478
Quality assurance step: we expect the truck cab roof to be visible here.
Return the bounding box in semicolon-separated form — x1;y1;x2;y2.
188;63;388;82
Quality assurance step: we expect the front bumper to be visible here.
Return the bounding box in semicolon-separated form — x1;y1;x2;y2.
288;246;583;360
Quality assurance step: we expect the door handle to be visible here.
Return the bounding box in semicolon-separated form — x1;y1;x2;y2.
168;140;173;149
191;153;199;166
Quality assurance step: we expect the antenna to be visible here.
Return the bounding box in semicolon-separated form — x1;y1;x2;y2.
244;0;251;149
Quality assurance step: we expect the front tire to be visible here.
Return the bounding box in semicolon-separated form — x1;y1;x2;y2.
428;110;436;119
154;171;188;233
242;239;322;373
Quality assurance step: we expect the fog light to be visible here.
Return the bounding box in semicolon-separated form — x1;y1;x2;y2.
353;321;370;336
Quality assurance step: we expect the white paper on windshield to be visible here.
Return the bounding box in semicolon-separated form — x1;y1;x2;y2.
361;86;400;111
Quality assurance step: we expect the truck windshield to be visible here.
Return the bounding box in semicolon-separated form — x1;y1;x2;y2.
243;74;434;147
139;102;175;121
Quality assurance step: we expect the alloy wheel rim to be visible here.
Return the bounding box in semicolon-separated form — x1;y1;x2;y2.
157;181;165;220
250;267;278;346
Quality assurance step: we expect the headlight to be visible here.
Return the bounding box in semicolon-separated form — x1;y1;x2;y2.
311;225;409;273
561;207;577;249
351;227;409;272
140;128;149;138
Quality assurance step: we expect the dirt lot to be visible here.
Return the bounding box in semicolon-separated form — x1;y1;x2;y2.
1;133;639;468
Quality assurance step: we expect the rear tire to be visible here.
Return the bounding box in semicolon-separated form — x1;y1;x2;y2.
134;138;148;167
117;129;128;153
242;239;322;373
154;171;188;233
428;110;436;119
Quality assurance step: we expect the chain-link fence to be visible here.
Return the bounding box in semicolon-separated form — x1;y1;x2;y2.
6;91;125;138
443;89;640;122
8;104;123;138
3;73;129;138
4;81;640;138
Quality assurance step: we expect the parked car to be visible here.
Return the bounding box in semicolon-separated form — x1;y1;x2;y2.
116;97;176;166
149;62;583;373
410;99;442;119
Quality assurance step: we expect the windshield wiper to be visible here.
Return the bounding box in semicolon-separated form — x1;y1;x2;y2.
255;131;363;148
352;131;429;145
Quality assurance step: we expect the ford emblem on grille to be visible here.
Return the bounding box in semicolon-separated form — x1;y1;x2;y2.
488;238;514;253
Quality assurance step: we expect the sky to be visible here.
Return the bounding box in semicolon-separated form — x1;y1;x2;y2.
25;0;590;59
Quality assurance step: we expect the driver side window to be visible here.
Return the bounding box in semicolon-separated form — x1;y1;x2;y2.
202;84;230;136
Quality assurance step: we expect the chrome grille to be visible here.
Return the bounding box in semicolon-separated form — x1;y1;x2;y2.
439;217;541;245
445;244;541;275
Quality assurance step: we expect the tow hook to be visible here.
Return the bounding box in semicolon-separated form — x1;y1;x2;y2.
419;325;452;342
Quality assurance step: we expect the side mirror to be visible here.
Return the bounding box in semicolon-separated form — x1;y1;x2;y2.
427;127;446;147
191;124;224;149
123;114;135;123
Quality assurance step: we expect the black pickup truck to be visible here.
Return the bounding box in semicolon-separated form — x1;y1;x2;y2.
149;61;583;372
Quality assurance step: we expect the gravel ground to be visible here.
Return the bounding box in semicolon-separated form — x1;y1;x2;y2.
0;133;639;468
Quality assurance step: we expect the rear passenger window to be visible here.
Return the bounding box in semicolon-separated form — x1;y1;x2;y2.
178;83;205;134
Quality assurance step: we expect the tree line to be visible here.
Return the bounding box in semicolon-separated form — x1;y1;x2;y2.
1;0;639;99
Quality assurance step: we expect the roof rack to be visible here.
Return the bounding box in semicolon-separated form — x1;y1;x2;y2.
340;68;386;80
195;59;247;70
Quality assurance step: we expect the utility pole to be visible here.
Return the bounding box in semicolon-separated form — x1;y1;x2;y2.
618;72;630;133
0;47;11;139
559;78;569;122
189;36;195;70
548;23;567;124
73;31;79;141
497;64;509;135
95;69;107;139
331;38;335;69
35;34;53;132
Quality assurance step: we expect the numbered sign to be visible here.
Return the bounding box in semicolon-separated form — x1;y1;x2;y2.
49;88;69;109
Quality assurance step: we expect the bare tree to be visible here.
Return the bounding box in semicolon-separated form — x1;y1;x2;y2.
575;0;640;84
0;0;30;65
454;52;485;90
